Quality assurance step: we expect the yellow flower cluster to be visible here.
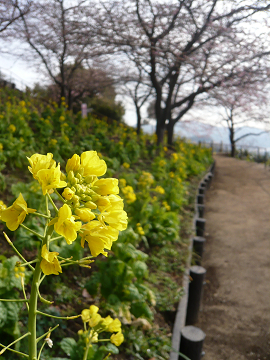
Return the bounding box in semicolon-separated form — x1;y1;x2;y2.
136;223;145;236
80;305;124;347
8;124;16;133
138;171;154;187
121;186;136;204
159;160;166;167
122;162;130;169
49;139;58;146
162;201;171;211
28;152;127;263
14;265;25;278
154;186;165;194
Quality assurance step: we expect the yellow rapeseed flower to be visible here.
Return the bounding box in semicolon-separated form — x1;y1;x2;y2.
122;186;136;204
89;313;102;328
1;193;36;231
36;164;67;195
51;204;81;244
119;178;126;188
162;201;171;211
136;223;145;236
80;151;107;177
49;139;58;146
81;305;99;322
154;186;165;194
8;124;16;133
27;153;55;180
108;318;121;333
66;154;81;173
122;162;130;169
110;332;124;346
40;245;62;275
81;220;119;257
94;178;119;196
98;208;128;231
0;143;3;151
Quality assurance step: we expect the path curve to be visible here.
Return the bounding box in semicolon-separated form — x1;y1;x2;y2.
197;155;270;360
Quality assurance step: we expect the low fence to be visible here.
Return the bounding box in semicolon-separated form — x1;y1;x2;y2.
170;162;216;360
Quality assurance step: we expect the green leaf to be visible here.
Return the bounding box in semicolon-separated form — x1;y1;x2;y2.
60;337;77;356
99;342;119;354
130;301;153;320
0;302;7;327
132;261;148;279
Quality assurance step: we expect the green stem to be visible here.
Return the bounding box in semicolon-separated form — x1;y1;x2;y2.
54;189;66;203
19;259;38;267
36;310;80;320
36;324;59;344
28;261;42;360
33;212;52;220
83;338;92;360
37;341;46;360
20;224;44;240
49;235;63;242
21;277;29;311
3;232;35;271
0;343;29;358
0;298;29;302
0;332;30;355
36;286;53;305
47;193;59;213
28;225;54;360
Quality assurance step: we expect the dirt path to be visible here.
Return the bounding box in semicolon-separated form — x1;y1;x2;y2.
197;155;270;360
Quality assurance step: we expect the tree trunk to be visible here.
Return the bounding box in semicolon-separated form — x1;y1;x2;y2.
229;127;235;157
167;119;175;146
156;123;165;145
136;106;141;135
231;141;236;157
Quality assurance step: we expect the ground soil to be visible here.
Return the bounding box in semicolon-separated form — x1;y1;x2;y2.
196;155;270;360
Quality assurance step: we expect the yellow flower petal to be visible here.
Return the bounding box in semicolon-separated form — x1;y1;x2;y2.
40;245;62;275
1;193;36;231
54;204;81;244
80;151;107;176
94;178;119;196
27;153;55;179
110;331;124;346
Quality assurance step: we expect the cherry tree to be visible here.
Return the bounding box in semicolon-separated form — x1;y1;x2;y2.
205;82;270;157
0;0;31;35
15;0;110;107
97;0;270;144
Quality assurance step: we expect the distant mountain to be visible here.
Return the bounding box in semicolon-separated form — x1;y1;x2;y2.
141;121;270;151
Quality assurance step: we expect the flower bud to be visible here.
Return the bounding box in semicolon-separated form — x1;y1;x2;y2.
62;187;75;200
85;201;97;209
84;175;97;184
67;170;75;182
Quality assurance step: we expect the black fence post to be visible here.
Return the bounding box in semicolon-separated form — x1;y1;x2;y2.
179;326;206;360
195;218;206;237
196;194;204;205
192;236;206;266
186;265;207;325
196;204;204;218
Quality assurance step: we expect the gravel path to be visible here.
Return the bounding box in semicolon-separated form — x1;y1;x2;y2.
197;155;270;360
